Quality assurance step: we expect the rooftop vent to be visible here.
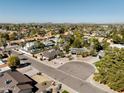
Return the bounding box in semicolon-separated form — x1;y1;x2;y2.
5;79;12;85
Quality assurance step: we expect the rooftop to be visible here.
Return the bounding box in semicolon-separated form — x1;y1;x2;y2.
6;70;32;84
17;84;33;90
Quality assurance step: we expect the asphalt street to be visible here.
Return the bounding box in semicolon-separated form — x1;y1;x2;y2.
58;61;95;80
11;50;108;93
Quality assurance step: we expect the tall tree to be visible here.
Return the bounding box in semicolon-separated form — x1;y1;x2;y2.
90;38;102;52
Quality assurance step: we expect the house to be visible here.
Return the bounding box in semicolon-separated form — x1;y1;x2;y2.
0;29;7;33
70;48;89;55
0;66;10;73
23;41;35;52
49;36;59;45
42;49;60;61
110;44;124;49
43;40;55;48
0;70;36;93
9;39;24;45
32;74;52;93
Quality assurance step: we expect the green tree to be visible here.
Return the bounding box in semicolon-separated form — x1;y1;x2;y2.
0;33;9;40
9;32;17;40
8;55;20;70
38;30;46;36
90;38;102;52
66;35;75;45
112;34;122;44
30;30;37;37
0;54;3;60
94;48;124;92
0;38;7;49
34;41;45;49
72;37;82;48
90;49;97;56
59;27;65;34
62;90;69;93
63;43;70;53
101;40;110;50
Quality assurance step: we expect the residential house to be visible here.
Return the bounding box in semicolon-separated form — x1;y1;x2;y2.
23;41;35;52
42;49;60;61
0;70;36;93
49;36;59;45
70;48;89;55
43;40;55;48
110;44;124;48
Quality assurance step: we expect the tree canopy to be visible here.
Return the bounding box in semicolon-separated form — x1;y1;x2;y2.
94;48;124;92
8;55;20;70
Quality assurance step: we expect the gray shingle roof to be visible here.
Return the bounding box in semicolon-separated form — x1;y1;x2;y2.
17;84;33;90
43;49;59;60
6;70;32;84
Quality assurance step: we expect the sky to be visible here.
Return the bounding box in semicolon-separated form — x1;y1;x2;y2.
0;0;124;23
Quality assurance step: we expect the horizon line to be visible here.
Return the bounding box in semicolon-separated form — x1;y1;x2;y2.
1;22;124;24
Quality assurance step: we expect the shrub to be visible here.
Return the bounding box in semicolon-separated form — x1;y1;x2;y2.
8;55;20;70
62;90;69;93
